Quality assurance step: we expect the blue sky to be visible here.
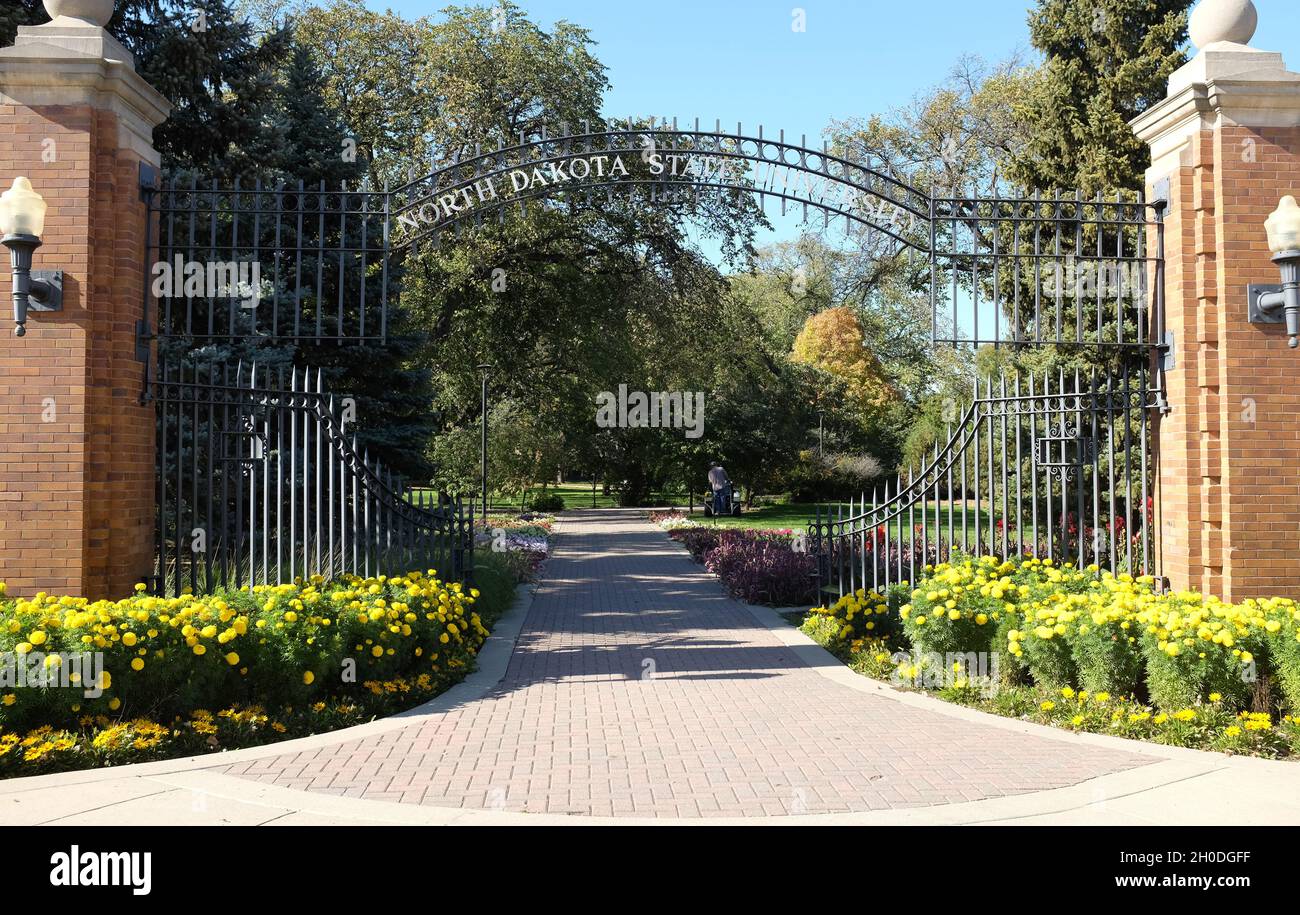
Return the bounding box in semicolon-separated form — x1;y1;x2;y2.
365;0;1300;270
371;0;1300;140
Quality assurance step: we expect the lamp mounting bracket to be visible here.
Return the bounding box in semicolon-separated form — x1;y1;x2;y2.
28;270;62;312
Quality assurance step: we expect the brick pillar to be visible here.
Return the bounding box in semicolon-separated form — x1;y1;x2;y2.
0;16;169;598
1133;11;1300;600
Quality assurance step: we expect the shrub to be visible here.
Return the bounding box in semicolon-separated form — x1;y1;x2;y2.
1068;603;1145;695
890;558;1290;715
1137;592;1260;712
670;528;721;562
806;585;902;650
0;556;529;776
783;450;882;502
527;493;565;513
0;572;489;734
700;530;817;606
670;529;816;606
1261;598;1300;713
802;564;1300;759
900;555;1011;658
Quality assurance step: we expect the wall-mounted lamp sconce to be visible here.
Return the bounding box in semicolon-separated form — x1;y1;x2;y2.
1248;195;1300;349
0;177;63;337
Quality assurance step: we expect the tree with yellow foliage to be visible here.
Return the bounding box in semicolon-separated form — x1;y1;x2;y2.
790;307;896;429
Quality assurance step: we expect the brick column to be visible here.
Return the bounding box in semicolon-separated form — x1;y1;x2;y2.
1133;9;1300;600
0;16;169;598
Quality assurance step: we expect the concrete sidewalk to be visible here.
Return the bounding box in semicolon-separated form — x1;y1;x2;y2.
1;509;1297;825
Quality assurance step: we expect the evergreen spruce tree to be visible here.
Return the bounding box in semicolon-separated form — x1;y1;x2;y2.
2;4;434;478
1008;0;1193;194
0;1;45;46
2;1;288;174
267;44;438;480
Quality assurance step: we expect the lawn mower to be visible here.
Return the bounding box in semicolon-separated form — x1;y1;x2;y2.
704;482;742;517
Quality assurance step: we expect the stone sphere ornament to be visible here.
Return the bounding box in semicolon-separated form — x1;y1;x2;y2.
1188;0;1258;49
43;0;116;28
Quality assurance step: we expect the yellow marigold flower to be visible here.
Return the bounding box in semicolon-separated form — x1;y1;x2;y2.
1225;726;1242;737
224;652;239;666
1040;700;1055;711
192;644;206;656
1209;692;1222;703
303;671;315;685
371;645;384;657
130;658;144;671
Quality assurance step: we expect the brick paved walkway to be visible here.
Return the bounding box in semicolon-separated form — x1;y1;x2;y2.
214;510;1157;818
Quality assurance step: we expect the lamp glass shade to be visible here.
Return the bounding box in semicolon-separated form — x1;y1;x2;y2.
1265;195;1300;255
0;177;47;238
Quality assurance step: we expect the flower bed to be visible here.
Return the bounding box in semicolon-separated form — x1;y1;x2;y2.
649;510;701;531
475;514;554;579
668;527;817;606
0;553;519;777
801;555;1300;758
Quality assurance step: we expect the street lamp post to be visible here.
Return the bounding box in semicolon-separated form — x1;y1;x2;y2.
1249;195;1300;347
0;177;63;336
477;363;492;522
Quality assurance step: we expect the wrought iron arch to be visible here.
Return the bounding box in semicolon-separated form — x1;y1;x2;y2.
388;119;933;254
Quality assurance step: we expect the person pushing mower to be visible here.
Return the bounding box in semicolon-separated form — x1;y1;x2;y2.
704;462;741;517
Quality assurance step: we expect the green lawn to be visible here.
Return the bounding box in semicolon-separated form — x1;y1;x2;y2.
408;484;997;544
407;482;686;511
679;500;992;542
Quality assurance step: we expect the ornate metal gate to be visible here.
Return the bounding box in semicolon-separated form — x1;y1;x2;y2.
139;121;1167;600
812;364;1159;599
152;358;470;597
813;186;1168;599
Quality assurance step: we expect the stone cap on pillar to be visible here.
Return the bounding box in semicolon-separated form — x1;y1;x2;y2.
1167;0;1295;94
1132;0;1300;177
0;0;171;165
